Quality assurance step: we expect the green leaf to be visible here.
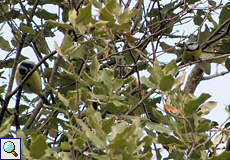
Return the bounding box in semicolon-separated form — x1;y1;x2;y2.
198;101;217;115
34;36;49;55
196;121;211;132
212;54;227;64
17;130;30;156
194;10;205;26
28;0;63;5
0;10;22;23
184;93;211;116
146;123;172;133
225;58;230;71
112;22;132;33
30;134;48;159
106;101;128;115
163;59;177;75
61;141;70;151
153;59;164;83
57;92;69;106
197;61;211;75
209;151;230;160
207;14;218;28
0;115;14;137
48;20;74;29
86;152;108;159
69;9;77;28
219;3;230;25
102;116;115;134
90;56;100;81
99;8;116;28
208;0;216;7
108;138;127;149
75;4;92;34
160;42;177;54
0;84;7;94
86;128;107;149
159;75;175;91
160;2;176;14
80;88;88;102
151;108;174;129
140;76;156;89
89;0;102;9
69;97;78;111
35;9;58;20
113;79;124;91
212;134;223;147
194;15;203;25
105;0;122;18
74;117;88;128
74;137;84;147
19;23;35;34
158;134;183;145
101;68;114;84
118;8;138;24
69;45;88;61
61;34;74;55
109;121;127;141
0;36;11;51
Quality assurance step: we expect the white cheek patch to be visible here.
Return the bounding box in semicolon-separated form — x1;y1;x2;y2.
187;43;199;50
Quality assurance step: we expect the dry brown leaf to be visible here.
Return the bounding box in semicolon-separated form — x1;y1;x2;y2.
164;104;179;114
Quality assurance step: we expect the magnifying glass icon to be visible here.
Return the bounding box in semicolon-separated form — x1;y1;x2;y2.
3;141;18;157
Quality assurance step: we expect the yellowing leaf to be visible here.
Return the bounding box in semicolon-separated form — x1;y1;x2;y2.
69;9;77;28
0;115;14;137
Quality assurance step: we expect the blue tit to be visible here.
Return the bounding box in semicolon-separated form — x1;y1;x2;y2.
16;60;50;105
181;40;202;64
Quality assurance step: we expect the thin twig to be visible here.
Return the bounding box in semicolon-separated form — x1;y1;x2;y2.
202;71;229;80
125;89;155;115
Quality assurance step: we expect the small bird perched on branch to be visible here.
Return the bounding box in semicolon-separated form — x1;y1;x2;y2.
16;60;50;105
181;39;202;65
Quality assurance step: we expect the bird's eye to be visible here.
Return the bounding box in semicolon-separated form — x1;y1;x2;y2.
19;66;29;75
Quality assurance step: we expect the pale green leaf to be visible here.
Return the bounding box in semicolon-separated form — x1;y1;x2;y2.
146;123;172;133
17;130;30;156
0;115;14;137
198;101;217;115
86;128;107;149
109;121;127;141
140;76;156;89
90;56;100;81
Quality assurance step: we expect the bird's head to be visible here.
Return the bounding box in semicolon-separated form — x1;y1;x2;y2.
184;40;200;51
18;60;36;76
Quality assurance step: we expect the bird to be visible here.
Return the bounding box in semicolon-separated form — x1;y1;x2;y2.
181;40;202;65
16;60;50;105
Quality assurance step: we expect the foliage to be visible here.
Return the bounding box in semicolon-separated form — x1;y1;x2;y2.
0;0;230;160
